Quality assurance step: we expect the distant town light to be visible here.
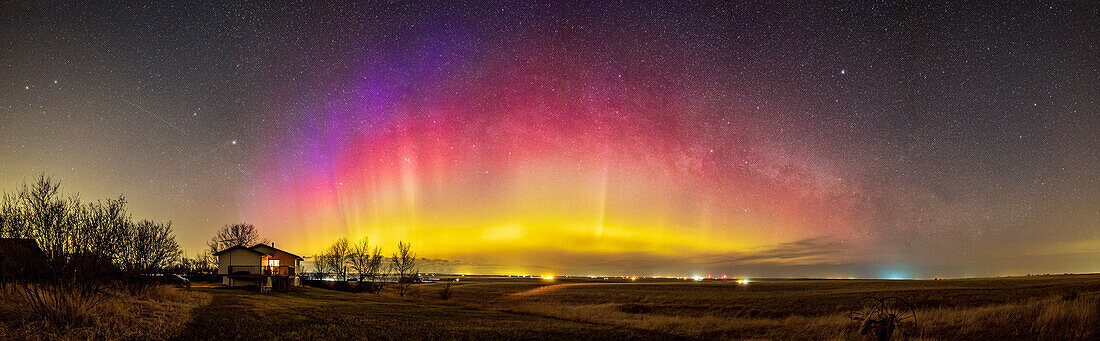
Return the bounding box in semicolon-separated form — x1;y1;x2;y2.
541;275;554;280
738;278;750;285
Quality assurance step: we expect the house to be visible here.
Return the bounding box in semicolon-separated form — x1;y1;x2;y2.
0;238;47;285
214;243;303;290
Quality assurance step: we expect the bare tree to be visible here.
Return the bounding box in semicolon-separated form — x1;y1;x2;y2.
122;220;182;274
193;250;216;274
0;191;28;238
207;223;262;253
311;253;331;280
116;220;182;294
20;175;80;264
325;237;351;281
79;197;131;268
390;241;417;297
366;245;385;293
0;175;183;323
348;237;371;281
199;250;216;273
1;175;101;322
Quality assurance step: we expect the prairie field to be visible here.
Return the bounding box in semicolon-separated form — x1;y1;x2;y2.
0;285;211;340
174;283;668;340
407;274;1100;340
4;274;1099;340
176;274;1100;340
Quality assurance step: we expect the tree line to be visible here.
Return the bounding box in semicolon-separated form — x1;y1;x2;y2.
312;237;418;296
0;175;183;323
196;222;424;297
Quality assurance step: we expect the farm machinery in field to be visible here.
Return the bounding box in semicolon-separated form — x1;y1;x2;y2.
848;296;917;340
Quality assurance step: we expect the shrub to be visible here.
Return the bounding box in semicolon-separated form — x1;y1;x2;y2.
439;281;455;300
0;175;183;325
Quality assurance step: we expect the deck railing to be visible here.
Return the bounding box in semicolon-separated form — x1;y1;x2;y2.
227;266;295;277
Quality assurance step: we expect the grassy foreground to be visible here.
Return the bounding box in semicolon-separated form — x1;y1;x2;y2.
0;285;210;340
174;285;671;340
411;274;1100;339
4;274;1099;339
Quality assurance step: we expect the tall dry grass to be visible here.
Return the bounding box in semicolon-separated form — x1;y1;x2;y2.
0;284;210;340
501;301;852;339
411;279;1100;340
4;284;105;328
915;295;1099;340
501;294;1100;340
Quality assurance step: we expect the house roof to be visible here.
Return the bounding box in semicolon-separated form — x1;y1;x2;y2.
250;243;304;260
0;238;47;270
212;245;269;256
0;238;40;253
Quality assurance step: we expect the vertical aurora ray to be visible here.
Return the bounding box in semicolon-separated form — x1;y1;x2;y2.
240;19;873;275
2;0;1094;279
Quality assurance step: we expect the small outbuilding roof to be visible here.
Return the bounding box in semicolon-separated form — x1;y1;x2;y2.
0;238;47;274
0;238;41;254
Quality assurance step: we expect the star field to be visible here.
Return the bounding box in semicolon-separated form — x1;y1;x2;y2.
1;1;1097;277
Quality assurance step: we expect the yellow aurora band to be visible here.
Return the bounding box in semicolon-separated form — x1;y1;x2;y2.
240;31;869;276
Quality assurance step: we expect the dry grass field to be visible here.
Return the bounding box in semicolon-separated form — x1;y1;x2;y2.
410;274;1100;340
0;285;210;340
174;284;670;340
4;274;1099;340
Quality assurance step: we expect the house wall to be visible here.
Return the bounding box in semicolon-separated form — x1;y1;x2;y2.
251;245;302;275
217;248;263;275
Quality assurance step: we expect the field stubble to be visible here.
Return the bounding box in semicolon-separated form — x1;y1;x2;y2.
4;275;1098;340
412;274;1100;339
0;284;210;340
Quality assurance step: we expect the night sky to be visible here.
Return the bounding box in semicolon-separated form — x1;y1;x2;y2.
2;1;1097;278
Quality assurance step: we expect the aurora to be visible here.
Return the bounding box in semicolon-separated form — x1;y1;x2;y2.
3;1;1097;278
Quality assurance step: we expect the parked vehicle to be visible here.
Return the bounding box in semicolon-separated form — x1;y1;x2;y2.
143;273;191;287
